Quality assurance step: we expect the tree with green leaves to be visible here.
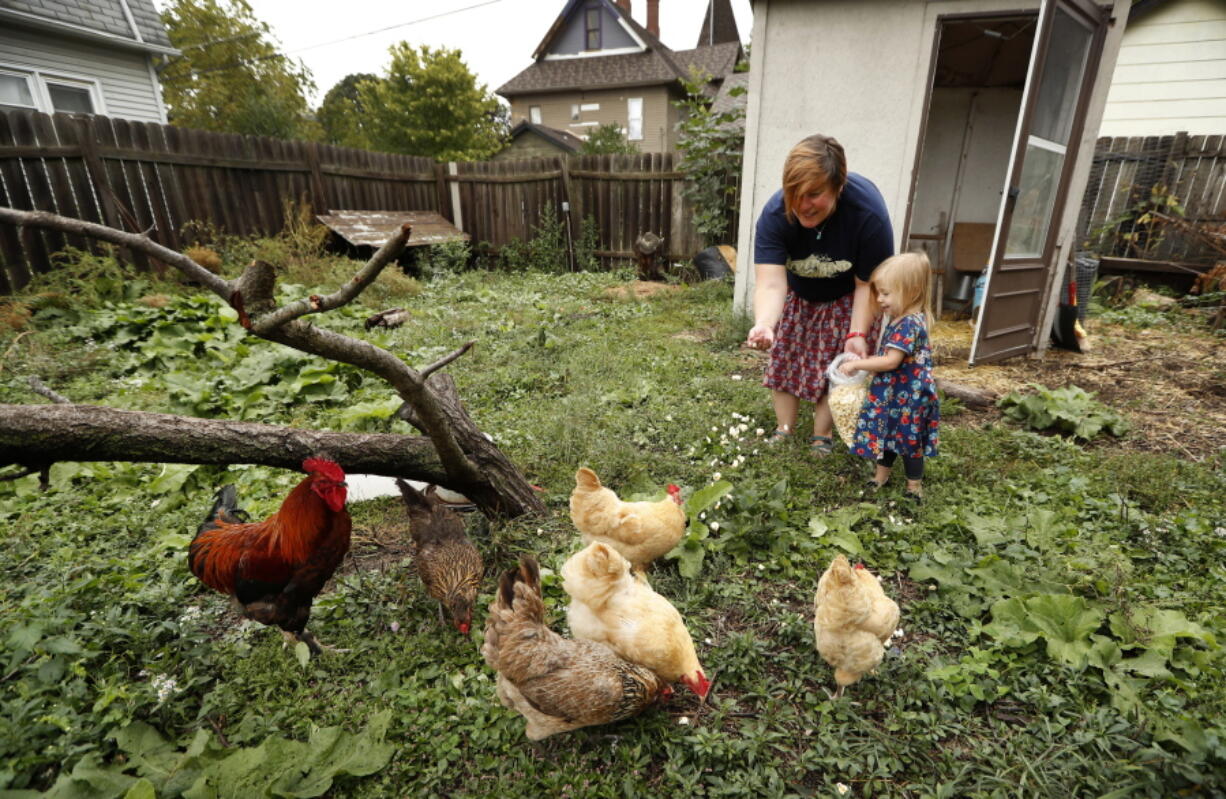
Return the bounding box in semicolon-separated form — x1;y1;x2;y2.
359;44;507;161
317;73;378;149
160;0;318;140
578;123;638;155
673;68;746;245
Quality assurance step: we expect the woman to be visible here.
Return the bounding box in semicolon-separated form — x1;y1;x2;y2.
746;134;894;454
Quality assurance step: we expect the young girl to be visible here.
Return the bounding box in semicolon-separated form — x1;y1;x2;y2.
839;251;939;502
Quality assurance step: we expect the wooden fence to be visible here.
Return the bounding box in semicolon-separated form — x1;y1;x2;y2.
1076;133;1226;268
0;109;718;294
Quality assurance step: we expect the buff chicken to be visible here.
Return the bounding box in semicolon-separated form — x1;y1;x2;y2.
561;542;711;699
482;555;671;740
813;554;900;697
569;467;685;572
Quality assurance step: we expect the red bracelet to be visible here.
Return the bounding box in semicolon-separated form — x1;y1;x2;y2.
845;331;866;340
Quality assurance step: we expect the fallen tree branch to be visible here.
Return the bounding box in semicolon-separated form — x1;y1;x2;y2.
936;378;999;408
0;403;450;483
0;206;546;518
421;341;475;380
27;377;70;404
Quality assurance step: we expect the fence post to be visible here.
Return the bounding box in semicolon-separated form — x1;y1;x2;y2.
305;142;329;215
558;155;577;271
433;162;450;221
448;162;464;232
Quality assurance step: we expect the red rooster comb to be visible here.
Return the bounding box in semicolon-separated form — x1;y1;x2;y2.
302;458;345;482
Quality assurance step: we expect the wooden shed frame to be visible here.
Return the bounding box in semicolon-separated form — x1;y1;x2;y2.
733;0;1132;364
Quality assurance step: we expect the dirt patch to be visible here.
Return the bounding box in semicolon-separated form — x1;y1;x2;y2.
603;280;683;300
931;318;1226;461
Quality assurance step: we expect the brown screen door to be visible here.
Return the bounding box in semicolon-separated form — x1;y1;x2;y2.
970;0;1109;364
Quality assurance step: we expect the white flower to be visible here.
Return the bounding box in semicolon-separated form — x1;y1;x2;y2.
678;716;690;725
731;374;743;381
665;414;674;422
704;637;713;645
757;563;765;571
699;512;706;520
756;428;765;436
709;522;720;532
712;472;722;481
149;673;179;702
836;783;850;796
892;628;904;638
390;621;401;633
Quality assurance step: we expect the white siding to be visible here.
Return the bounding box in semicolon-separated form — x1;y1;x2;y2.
0;25;164;122
1099;0;1226;136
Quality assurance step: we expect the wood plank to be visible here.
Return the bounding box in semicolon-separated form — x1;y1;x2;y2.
13;112;67;268
31;113;88;252
0;111;33;291
142;120;183;251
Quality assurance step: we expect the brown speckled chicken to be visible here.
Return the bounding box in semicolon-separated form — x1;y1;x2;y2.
813;555;900;698
482;555;671;741
570;467;685;572
397;479;483;635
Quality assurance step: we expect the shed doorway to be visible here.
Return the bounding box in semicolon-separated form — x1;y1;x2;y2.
903;0;1110;364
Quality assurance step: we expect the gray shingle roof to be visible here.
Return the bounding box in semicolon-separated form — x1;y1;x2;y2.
1;0;172;47
710;70;748;132
510;121;584;152
497;4;743;98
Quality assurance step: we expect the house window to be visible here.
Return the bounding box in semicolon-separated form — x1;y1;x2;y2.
529;105;542;124
0;72;37;111
585;6;601;50
571;103;580;121
627;97;643;141
0;65;102;115
47;81;95;114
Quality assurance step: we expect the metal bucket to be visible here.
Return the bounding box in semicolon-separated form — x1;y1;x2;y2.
950;272;976;302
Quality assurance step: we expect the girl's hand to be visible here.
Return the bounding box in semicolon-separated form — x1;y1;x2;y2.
844;336;869;358
839;360;860;376
746;324;775;350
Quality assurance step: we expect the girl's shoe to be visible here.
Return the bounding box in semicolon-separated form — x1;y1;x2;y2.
904;484;923;505
809;434;834;456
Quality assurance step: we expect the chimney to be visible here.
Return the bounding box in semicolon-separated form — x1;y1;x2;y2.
647;0;659;36
615;0;631;14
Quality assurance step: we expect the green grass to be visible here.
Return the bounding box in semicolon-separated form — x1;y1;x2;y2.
0;249;1223;798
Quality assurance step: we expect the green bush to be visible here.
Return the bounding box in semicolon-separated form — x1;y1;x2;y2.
998;383;1130;440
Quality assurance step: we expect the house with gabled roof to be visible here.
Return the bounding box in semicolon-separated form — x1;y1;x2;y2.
0;0;177;123
496;0;744;154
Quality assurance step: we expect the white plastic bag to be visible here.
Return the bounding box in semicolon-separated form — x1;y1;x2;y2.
826;353;871;447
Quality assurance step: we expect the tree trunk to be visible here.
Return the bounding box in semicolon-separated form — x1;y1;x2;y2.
0;403;453;482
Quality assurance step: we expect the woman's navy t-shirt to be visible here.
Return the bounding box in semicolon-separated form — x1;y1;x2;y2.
753;173;894;303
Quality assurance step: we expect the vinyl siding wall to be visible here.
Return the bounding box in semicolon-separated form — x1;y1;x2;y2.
1099;0;1226;135
0;25;164;122
510;85;682;152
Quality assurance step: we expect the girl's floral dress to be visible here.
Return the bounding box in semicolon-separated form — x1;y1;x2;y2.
850;313;939;460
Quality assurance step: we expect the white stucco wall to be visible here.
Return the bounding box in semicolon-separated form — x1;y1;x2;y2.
1099;0;1226;136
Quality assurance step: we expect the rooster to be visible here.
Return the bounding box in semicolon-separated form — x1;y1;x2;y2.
482;555;671;741
570;467;685;572
813;555;900;698
189;458;351;654
562;542;711;700
397;479;483;635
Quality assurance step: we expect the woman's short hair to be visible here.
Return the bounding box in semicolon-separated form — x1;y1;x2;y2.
782;134;848;223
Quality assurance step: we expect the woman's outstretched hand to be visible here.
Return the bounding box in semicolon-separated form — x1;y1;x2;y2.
844;336;869;358
746;324;775;350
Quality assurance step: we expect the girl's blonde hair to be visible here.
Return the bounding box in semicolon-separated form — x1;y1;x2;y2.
782;134;847;224
870;251;934;327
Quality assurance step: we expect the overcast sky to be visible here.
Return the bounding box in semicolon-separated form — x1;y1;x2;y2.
157;0;754;106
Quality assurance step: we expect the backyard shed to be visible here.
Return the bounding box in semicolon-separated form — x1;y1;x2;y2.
733;0;1132;363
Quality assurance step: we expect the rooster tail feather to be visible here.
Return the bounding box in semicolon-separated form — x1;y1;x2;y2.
196;484;240;538
574;467;601;491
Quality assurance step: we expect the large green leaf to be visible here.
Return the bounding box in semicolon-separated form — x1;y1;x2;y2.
985;594;1104;668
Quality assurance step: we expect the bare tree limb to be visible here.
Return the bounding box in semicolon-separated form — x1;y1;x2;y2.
421;341;475;380
0;207;230;296
0;206;546;517
0;467;37;482
27;377;70;404
252;222;414;329
0;403;450;483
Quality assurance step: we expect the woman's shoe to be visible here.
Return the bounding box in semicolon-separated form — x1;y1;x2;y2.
809;434;834;456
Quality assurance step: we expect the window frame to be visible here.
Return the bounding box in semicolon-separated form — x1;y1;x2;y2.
627;97;643;141
529;105;542;124
0;68;39;111
0;63;106;116
585;5;601;50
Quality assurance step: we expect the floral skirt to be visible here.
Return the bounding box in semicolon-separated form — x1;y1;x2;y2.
763;292;878;402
